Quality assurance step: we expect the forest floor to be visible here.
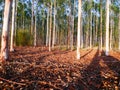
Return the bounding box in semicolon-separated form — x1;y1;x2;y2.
0;47;120;90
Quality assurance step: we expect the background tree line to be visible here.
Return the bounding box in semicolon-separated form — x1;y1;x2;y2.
0;0;120;60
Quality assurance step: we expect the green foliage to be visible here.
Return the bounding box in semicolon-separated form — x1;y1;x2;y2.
16;29;33;46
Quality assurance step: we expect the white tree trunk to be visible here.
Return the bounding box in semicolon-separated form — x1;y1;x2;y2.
100;0;102;50
49;1;52;51
77;0;81;59
90;10;92;48
31;0;34;34
46;7;49;46
34;13;37;47
10;0;15;52
34;0;38;47
14;0;18;46
1;0;12;62
105;0;109;56
119;13;120;50
52;0;56;49
110;19;113;50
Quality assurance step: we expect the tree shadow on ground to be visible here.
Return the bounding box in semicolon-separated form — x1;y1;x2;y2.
80;49;102;90
100;51;120;89
79;50;120;90
80;49;93;58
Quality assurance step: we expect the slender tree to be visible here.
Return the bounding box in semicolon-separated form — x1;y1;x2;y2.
105;0;109;56
119;12;120;50
31;0;34;34
14;0;18;46
46;6;50;46
10;0;15;52
52;0;56;49
0;0;12;62
77;0;81;59
34;0;38;47
49;1;52;51
90;0;92;48
100;0;103;50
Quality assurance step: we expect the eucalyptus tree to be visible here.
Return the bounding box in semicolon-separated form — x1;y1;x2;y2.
100;0;103;50
10;0;16;52
105;0;110;56
46;5;50;46
34;0;38;47
52;0;56;49
77;0;81;59
31;0;34;34
0;0;12;62
118;11;120;50
49;0;53;51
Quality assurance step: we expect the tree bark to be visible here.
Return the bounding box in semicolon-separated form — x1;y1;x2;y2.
77;0;81;59
46;7;49;46
119;13;120;50
1;0;12;62
49;1;52;51
90;10;92;48
31;0;34;35
52;0;56;49
34;12;37;47
100;0;102;50
105;0;109;56
34;0;38;47
110;19;113;50
14;0;18;46
10;0;15;52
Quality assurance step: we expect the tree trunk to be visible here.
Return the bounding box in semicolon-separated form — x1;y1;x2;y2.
31;0;34;35
77;0;81;59
90;10;92;48
46;7;49;46
52;0;56;49
34;12;37;47
14;0;18;46
70;0;75;51
119;13;120;50
105;0;109;56
34;0;38;47
10;0;15;52
110;19;113;50
1;0;12;62
49;1;52;51
100;0;102;50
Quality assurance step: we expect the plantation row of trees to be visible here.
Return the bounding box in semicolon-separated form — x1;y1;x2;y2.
0;0;120;61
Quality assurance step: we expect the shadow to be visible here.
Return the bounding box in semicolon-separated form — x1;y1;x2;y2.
78;50;120;90
80;49;93;58
79;49;102;90
100;51;120;89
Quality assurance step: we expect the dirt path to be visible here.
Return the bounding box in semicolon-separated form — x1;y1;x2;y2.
0;47;120;90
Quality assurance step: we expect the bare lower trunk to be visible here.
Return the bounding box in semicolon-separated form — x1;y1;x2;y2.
46;7;49;46
31;0;34;34
14;0;18;46
1;0;12;62
10;0;15;52
119;13;120;50
52;0;56;49
105;0;109;56
77;0;81;59
49;2;52;51
110;19;113;50
34;14;37;47
34;0;38;47
100;1;102;50
90;10;92;48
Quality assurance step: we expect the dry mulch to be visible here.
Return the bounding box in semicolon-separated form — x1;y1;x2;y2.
0;47;120;90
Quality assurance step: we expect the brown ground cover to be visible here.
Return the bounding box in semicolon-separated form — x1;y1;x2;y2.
0;47;120;90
